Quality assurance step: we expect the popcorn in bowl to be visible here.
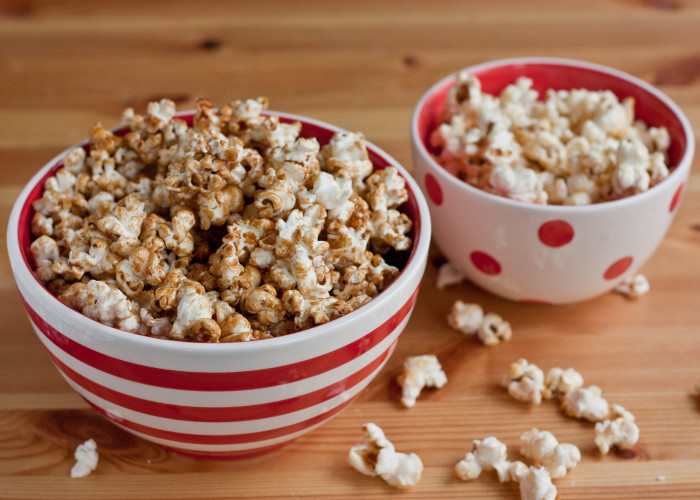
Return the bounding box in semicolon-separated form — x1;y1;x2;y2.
9;99;431;459
430;71;672;205
26;98;415;342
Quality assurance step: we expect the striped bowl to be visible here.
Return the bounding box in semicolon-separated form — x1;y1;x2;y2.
7;111;431;459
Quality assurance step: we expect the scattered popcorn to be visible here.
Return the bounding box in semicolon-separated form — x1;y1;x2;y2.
454;437;508;481
436;261;465;289
397;354;447;408
70;439;98;478
543;367;584;400
502;358;545;404
656;475;666;482
448;301;512;346
520;428;581;478
431;73;672;205
30;98;414;342
477;312;512;346
614;273;650;299
348;423;423;489
520;466;557;500
447;301;483;335
562;385;610;422
594;404;640;454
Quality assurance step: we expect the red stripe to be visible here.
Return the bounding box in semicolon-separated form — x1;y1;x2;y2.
24;287;417;391
84;391;358;445
45;340;395;422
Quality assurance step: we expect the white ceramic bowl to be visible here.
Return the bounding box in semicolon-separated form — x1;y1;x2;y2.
411;57;694;304
7;111;431;459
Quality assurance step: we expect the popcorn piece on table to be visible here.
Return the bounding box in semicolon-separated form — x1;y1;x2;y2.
543;367;584;400
447;301;483;335
478;312;512;346
348;423;423;489
70;439;98;478
397;354;447;408
502;358;545;404
519;466;557;500
594;404;640;454
454;437;508;481
614;273;650;299
448;301;512;346
520;428;581;479
436;261;465;289
562;385;610;422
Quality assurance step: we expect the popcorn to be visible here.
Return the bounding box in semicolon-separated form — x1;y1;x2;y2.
30;99;413;342
454;437;508;481
520;428;581;478
543;367;584;400
436;261;465;289
70;439;98;478
397;354;447;408
502;359;545;404
348;423;423;489
562;385;610;421
594;404;640;454
519;466;557;500
614;273;650;299
447;301;512;346
431;75;672;205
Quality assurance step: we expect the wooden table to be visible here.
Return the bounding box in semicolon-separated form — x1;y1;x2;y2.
1;1;699;498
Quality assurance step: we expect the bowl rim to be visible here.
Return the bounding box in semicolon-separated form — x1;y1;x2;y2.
410;56;695;214
7;109;431;354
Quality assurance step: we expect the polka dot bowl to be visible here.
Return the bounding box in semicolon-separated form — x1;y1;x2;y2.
411;57;694;304
7;111;431;459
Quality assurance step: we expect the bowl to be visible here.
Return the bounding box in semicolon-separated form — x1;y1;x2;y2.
7;110;431;459
411;57;694;304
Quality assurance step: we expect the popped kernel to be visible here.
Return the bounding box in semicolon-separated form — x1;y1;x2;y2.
436;261;465;289
562;385;610;422
447;301;512;346
543;367;584;400
348;423;423;489
502;358;545;404
614;273;650;299
431;73;672;205
30;98;413;342
70;439;98;479
520;428;581;479
519;466;557;500
397;354;447;408
594;404;640;454
454;436;508;481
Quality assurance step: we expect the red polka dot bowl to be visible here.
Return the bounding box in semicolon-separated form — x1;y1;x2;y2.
7;111;431;459
411;57;694;304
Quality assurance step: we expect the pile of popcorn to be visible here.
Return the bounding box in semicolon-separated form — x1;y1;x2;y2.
430;72;671;205
30;98;413;342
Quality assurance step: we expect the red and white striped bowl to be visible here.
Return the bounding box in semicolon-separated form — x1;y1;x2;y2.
7;111;431;459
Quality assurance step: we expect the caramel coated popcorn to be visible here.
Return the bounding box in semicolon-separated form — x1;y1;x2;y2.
30;98;413;341
431;72;672;205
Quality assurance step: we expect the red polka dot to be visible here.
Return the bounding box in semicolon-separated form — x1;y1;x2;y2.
604;256;633;281
669;183;684;213
424;173;443;205
470;251;501;275
520;299;552;305
538;220;575;248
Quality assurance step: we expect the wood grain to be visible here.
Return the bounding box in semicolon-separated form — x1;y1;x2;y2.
1;1;699;498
